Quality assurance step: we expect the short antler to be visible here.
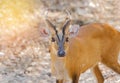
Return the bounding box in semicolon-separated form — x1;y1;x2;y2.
66;9;72;20
44;11;58;36
44;11;56;31
62;10;72;35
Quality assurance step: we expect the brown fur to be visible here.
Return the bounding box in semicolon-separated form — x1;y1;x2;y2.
56;80;63;83
48;22;120;83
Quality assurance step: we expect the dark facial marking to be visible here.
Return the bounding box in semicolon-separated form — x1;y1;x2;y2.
51;37;55;42
52;31;66;57
46;19;60;41
50;19;70;57
57;39;65;57
46;19;56;30
62;19;71;35
66;37;69;42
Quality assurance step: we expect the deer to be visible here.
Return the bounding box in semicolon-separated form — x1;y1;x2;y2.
44;13;120;83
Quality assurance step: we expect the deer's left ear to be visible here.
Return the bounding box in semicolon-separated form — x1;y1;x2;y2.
62;18;71;35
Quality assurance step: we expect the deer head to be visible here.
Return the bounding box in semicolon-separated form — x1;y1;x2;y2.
46;18;71;57
45;11;79;57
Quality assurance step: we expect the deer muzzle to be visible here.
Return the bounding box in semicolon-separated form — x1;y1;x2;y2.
57;41;65;57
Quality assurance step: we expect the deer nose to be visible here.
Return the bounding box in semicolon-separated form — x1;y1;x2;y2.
58;50;65;57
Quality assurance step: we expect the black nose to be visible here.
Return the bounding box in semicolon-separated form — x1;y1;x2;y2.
58;50;65;57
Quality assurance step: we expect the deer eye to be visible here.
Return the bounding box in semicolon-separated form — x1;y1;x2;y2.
66;37;69;42
51;37;55;42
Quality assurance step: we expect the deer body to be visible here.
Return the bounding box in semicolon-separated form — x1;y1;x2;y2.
64;23;120;82
46;17;120;83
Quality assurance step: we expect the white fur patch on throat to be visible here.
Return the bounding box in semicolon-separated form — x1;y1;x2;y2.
53;59;70;80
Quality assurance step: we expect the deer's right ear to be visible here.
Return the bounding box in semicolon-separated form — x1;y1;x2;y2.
45;19;56;35
69;24;80;37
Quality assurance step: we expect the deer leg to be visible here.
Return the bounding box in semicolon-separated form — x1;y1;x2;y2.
92;65;104;83
103;60;120;74
102;53;120;74
72;74;79;83
56;79;63;83
109;63;120;74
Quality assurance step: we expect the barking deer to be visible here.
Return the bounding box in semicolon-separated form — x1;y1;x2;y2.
45;15;120;83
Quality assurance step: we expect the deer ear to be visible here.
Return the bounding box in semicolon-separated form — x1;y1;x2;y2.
62;18;71;35
69;24;80;37
45;19;56;35
39;28;50;37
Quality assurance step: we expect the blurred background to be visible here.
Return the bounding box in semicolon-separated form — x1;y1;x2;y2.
0;0;120;83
